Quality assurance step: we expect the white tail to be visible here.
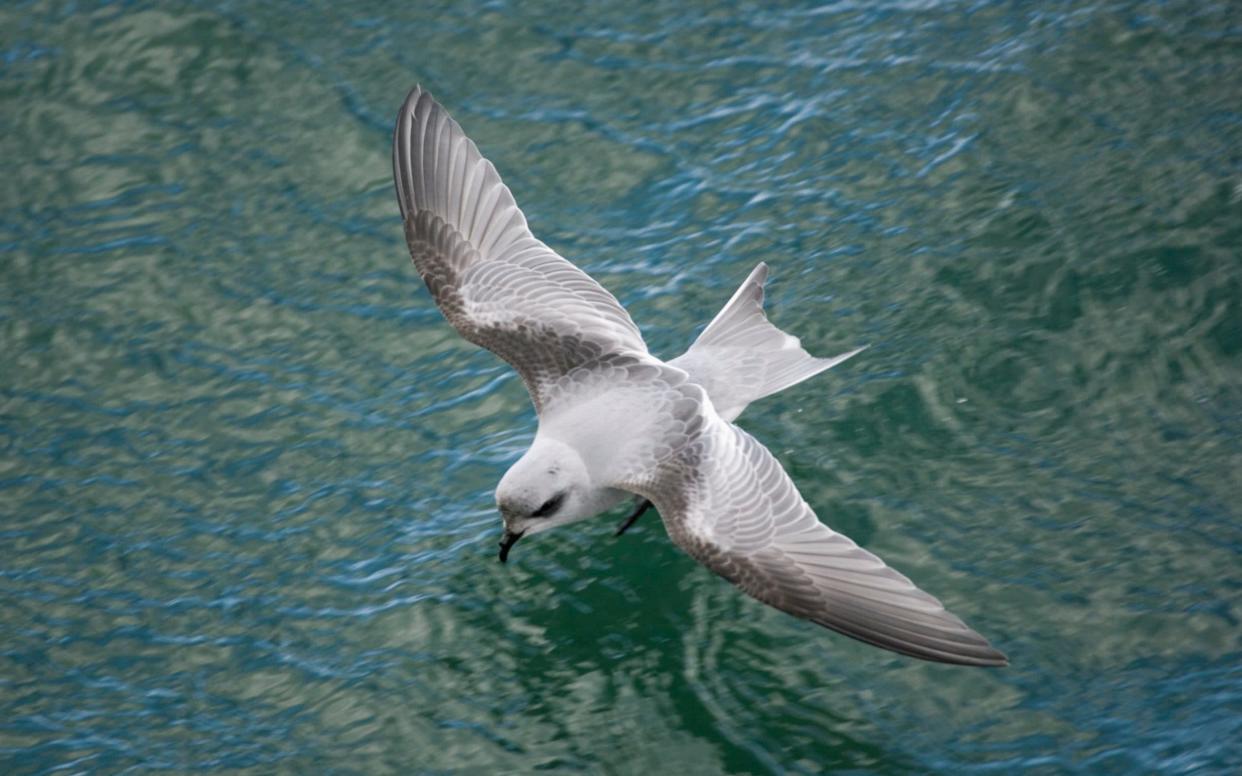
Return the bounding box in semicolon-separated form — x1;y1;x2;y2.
669;263;865;421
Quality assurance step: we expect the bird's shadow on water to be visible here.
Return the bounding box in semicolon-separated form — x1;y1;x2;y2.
495;513;927;775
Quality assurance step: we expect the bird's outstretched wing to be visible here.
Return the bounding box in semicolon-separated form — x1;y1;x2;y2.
624;406;1007;666
392;86;648;412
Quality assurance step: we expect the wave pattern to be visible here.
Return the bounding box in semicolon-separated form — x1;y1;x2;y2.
2;0;1240;773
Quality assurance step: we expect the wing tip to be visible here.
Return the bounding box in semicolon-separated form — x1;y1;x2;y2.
984;642;1010;666
809;611;1010;667
919;637;1010;668
958;644;1009;668
395;85;429;140
400;83;429;113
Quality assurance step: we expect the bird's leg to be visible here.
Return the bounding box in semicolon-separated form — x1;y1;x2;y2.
615;499;653;537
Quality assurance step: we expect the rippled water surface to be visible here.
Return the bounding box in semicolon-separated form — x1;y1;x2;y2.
3;0;1241;773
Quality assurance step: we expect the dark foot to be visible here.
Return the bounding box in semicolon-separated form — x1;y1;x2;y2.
615;499;652;536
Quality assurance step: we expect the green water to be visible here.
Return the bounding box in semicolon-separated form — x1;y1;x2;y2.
2;1;1240;773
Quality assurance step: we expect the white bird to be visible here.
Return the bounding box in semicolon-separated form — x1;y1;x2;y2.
392;86;1006;667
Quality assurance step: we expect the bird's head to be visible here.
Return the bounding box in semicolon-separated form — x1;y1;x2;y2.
495;437;593;562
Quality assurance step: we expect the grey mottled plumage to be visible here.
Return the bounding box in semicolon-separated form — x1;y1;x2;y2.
392;86;1006;667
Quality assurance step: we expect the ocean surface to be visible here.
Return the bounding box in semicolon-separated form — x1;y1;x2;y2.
2;1;1240;773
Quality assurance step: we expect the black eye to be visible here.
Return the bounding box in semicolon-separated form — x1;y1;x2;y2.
531;493;565;518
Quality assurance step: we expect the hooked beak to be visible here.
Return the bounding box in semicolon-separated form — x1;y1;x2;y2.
498;529;525;563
